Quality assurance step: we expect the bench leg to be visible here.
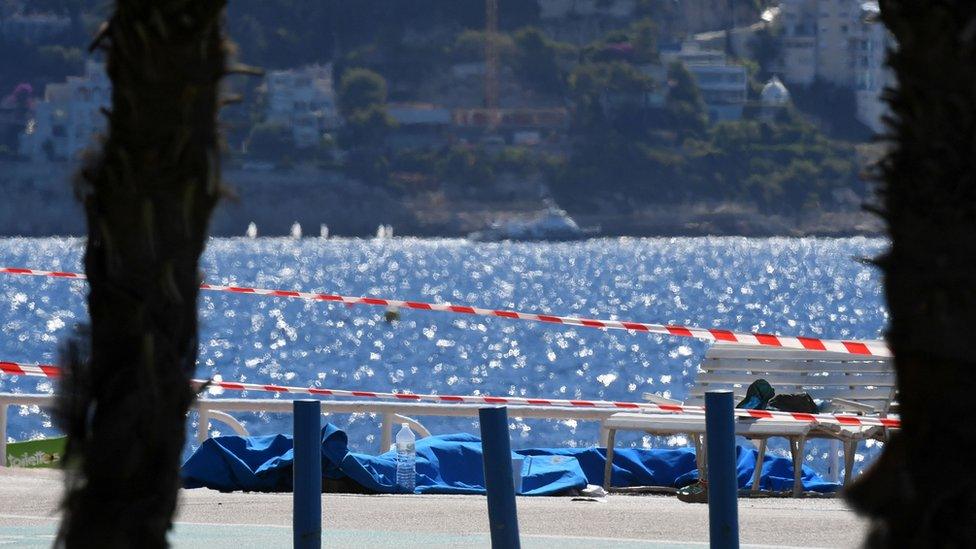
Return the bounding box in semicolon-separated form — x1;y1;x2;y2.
843;439;856;486
790;437;806;497
603;428;617;491
694;434;706;484
751;438;767;493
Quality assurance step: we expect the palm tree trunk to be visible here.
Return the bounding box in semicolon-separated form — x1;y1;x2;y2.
56;1;227;547
845;1;976;545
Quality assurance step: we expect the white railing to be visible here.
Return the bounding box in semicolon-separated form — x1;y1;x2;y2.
0;392;850;483
1;393;622;466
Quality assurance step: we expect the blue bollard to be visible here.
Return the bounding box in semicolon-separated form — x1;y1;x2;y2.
705;390;739;549
293;400;322;549
479;406;521;549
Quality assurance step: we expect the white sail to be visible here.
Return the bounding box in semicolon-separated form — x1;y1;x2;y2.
290;222;302;239
246;222;258;239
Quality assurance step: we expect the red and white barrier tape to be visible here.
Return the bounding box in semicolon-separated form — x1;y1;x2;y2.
1;360;901;429
1;266;892;357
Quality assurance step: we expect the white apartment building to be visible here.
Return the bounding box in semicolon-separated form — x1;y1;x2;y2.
663;44;748;122
853;1;891;133
778;0;818;85
815;0;860;87
776;0;886;87
774;0;892;132
264;64;339;149
19;61;109;161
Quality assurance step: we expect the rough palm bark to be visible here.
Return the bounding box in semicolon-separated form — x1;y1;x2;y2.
845;1;976;546
55;1;227;547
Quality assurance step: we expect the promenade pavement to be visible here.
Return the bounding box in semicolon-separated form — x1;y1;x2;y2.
0;467;867;548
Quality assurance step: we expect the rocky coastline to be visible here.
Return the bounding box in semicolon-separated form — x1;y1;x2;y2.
0;161;881;238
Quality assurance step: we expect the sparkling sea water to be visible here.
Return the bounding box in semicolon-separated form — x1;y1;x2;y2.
0;237;888;475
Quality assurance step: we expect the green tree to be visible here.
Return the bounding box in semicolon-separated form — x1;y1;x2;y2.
55;0;227;547
451;29;515;63
844;1;976;545
437;146;494;190
665;61;708;136
336;68;393;183
35;46;84;76
247;122;294;160
568;64;610;130
338;105;396;150
749;25;781;79
569;61;654;131
337;68;387;118
790;79;873;141
634;0;681;40
631;18;660;63
605;61;654;93
511;27;570;95
569;61;653;96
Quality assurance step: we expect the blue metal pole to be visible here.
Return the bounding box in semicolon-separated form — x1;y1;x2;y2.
293;400;322;549
479;406;521;549
705;390;739;549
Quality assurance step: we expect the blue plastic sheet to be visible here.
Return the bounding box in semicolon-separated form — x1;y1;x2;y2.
181;424;839;495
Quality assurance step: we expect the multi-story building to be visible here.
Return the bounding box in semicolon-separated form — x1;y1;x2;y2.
815;0;860;87
775;0;890;92
777;0;818;85
663;44;748;122
386;103;452;149
774;0;893;131
595;63;667;116
852;1;891;133
264;64;339;149
19;61;109;161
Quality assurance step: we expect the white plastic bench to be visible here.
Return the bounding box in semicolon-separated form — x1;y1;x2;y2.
603;342;897;496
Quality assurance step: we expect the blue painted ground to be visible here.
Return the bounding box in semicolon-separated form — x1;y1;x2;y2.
0;523;795;548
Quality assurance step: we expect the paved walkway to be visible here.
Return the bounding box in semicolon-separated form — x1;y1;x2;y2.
0;468;867;548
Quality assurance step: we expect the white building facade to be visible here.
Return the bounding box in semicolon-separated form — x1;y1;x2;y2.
264;64;339;149
663;44;748;122
777;0;818;85
852;1;891;133
773;0;892;132
19;61;109;161
815;0;859;87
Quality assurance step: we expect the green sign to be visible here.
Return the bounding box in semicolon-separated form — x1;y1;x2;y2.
5;436;66;468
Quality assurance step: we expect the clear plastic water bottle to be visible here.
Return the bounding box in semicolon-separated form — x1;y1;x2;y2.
395;423;416;493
